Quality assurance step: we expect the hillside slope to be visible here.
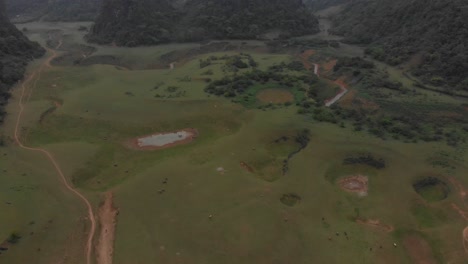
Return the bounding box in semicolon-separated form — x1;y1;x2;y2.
6;0;101;22
88;0;319;46
330;0;468;91
87;0;177;46
182;0;319;39
0;0;44;124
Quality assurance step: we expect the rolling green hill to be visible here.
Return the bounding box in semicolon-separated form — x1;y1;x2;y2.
330;0;468;91
0;0;44;124
87;0;319;46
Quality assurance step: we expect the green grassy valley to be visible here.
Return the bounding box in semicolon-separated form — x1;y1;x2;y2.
0;1;467;264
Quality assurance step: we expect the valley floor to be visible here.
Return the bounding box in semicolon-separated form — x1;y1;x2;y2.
0;21;467;264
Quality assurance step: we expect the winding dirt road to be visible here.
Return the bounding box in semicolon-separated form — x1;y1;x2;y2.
13;44;96;264
307;55;348;107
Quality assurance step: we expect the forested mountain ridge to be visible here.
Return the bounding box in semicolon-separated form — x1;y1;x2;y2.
87;0;319;46
182;0;319;40
330;0;468;91
6;0;101;22
87;0;178;46
0;0;44;124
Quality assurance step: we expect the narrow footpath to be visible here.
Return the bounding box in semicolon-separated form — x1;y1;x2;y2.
13;44;96;264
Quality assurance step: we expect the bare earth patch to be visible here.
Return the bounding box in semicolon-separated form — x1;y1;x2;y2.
356;218;394;232
96;192;118;264
323;59;337;73
299;49;316;70
126;128;198;150
240;161;255;173
338;175;368;196
256;89;294;104
402;235;437;264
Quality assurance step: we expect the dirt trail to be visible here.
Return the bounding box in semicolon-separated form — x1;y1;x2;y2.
325;80;348;107
356;218;394;232
13;43;96;264
300;50;348;107
313;63;319;76
96;192;118;264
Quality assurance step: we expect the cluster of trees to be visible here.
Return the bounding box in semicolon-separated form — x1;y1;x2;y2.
199;54;257;71
330;0;468;91
333;56;407;94
88;0;319;46
300;103;466;146
6;0;101;21
204;69;316;98
0;1;45;124
298;56;467;147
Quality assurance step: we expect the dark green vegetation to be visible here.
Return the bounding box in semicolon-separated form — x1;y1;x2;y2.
299;56;468;147
0;0;44;123
182;0;319;40
205;69;314;108
6;0;101;22
412;177;450;202
330;0;468;91
87;0;177;46
88;0;319;46
281;129;311;175
280;193;301;207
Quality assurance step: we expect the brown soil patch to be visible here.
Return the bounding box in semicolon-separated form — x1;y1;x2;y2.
463;227;468;254
402;235;437;264
339;89;357;108
323;59;337;73
240;161;255;173
125;128;198;151
451;203;468;221
338;175;368;196
356;218;394;232
256;89;294;104
300;49;316;70
96;192;118;264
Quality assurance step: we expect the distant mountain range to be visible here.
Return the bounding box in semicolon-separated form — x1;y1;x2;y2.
87;0;319;46
6;0;101;22
0;0;44;123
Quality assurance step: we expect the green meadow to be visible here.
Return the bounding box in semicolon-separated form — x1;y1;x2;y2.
0;22;467;264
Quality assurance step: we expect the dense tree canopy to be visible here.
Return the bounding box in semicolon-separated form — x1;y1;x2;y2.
330;0;468;91
0;0;44;123
87;0;319;46
6;0;101;21
88;0;177;46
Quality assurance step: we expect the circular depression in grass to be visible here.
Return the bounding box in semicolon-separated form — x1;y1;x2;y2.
256;89;294;104
412;177;449;202
280;193;301;207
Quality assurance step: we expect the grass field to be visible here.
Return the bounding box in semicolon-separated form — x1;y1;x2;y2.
0;21;467;264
